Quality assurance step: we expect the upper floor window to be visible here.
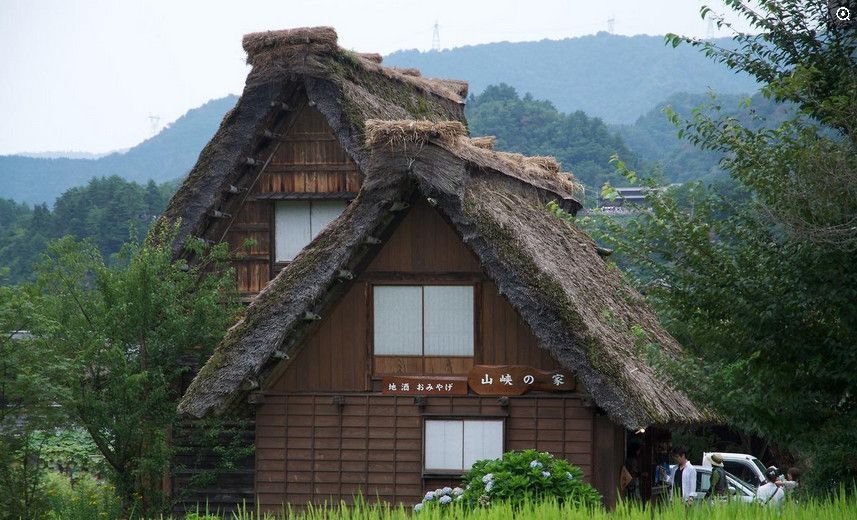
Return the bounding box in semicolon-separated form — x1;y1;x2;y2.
274;200;347;261
373;285;474;356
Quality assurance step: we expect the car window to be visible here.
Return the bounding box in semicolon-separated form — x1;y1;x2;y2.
724;461;759;486
697;472;711;493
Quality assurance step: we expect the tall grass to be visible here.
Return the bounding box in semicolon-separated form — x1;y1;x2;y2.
209;493;854;520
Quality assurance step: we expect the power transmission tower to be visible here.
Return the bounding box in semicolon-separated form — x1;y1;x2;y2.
148;114;161;136
432;21;440;51
607;15;616;34
706;18;716;38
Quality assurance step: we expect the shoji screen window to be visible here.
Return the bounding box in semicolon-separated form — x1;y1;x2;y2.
373;285;474;356
424;419;503;472
274;200;347;261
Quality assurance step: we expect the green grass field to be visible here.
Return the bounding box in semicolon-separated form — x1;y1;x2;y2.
173;494;855;520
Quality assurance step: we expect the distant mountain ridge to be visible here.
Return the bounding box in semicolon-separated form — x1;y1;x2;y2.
2;33;762;205
1;96;238;205
385;32;759;124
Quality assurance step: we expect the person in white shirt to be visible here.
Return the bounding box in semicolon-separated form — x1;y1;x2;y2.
659;445;697;505
757;467;785;506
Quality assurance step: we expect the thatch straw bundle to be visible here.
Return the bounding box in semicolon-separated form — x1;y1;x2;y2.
243;27;338;65
365;119;467;147
469;136;496;150
392;67;422;77
357;52;383;64
432;79;469;98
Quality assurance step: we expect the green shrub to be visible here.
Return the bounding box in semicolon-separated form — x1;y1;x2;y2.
43;471;121;520
458;450;601;509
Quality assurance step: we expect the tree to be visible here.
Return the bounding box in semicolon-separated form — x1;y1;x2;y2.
28;221;240;514
466;84;639;192
586;1;857;492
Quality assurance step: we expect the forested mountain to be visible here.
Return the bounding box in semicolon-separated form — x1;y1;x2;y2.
612;92;794;183
0;177;176;284
386;33;759;124
466;84;639;190
0;96;237;205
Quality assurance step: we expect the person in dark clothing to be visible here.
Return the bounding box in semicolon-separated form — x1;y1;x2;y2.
705;453;728;499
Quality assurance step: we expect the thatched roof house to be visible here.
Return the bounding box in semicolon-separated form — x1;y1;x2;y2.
165;27;708;510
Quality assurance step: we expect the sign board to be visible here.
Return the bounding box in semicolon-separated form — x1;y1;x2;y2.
381;375;469;396
467;365;575;396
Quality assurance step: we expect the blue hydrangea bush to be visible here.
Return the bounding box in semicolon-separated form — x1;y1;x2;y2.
413;450;601;511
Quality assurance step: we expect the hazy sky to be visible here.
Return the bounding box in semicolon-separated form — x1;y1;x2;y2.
0;0;752;155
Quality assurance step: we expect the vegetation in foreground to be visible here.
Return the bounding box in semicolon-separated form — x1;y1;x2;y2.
14;491;857;520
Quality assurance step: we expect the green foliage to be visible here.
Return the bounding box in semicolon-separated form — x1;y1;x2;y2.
19;221;241;515
0;176;177;285
466;84;639;192
457;450;600;509
587;0;857;495
43;471;122;520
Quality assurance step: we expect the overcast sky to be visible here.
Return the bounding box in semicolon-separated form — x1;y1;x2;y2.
0;0;752;155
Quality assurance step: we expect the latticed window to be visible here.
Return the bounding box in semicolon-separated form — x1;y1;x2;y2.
373;285;474;356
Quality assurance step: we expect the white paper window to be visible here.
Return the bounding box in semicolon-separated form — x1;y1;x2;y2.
425;419;503;472
373;285;474;357
373;286;422;355
275;200;346;261
424;286;474;356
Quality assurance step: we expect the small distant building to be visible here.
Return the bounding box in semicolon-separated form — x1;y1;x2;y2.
162;27;709;513
597;187;648;215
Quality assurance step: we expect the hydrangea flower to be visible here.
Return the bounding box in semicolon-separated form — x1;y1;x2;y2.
478;494;491;507
485;481;494;492
442;486;453;496
482;473;494;483
413;503;424;512
424;491;436;501
452;487;464;496
530;460;543;469
566;471;574;480
439;495;452;505
435;488;444;496
542;471;551;478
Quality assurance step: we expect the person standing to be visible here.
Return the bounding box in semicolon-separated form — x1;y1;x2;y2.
778;467;800;493
705;453;728;499
757;467;785;506
659;445;697;505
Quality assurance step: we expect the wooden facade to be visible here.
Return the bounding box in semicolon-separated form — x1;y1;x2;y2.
246;189;626;509
180;103;629;511
170;29;706;513
225;100;361;298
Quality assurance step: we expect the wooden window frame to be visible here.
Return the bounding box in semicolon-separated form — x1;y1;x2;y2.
270;198;350;272
370;283;477;375
421;417;506;476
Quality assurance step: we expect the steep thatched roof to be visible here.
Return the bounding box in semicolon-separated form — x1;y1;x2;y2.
161;27;476;258
170;27;709;430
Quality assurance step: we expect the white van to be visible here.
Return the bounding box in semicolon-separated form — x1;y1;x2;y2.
702;452;767;488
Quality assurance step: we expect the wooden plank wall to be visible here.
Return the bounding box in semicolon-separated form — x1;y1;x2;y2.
255;395;594;511
224;101;361;298
268;200;564;392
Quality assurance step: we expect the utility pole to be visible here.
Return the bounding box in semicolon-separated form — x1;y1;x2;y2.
607;15;616;34
432;20;440;51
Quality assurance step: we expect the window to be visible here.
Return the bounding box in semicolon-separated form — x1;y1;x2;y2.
724;461;762;487
424;419;503;472
373;285;474;356
274;200;347;261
